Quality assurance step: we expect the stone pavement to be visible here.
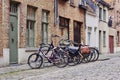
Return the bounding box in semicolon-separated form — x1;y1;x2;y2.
0;53;120;75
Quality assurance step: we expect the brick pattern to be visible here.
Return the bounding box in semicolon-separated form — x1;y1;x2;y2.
58;0;86;43
0;0;3;57
2;0;10;48
1;0;85;50
108;0;120;46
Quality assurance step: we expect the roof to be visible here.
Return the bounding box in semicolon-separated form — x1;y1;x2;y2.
96;0;110;8
86;4;94;13
86;0;96;12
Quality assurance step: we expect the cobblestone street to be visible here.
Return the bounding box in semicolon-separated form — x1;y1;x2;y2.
0;53;120;80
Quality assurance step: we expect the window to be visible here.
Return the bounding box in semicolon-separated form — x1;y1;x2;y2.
87;27;92;45
117;10;119;24
88;32;91;45
117;31;119;44
26;6;36;47
70;0;74;6
59;16;69;28
99;7;102;20
42;10;49;44
78;0;86;9
10;2;18;14
103;9;106;21
108;16;112;27
59;16;69;39
103;31;106;46
79;0;86;6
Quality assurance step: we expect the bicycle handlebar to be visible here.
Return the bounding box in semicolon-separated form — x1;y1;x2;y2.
51;34;60;38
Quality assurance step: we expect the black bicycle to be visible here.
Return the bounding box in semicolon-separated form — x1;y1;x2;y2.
28;35;68;69
58;39;99;64
59;39;80;66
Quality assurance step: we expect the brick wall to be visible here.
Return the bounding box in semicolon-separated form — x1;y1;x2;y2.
108;0;120;47
57;0;86;43
2;0;55;48
0;0;3;57
2;0;85;49
2;0;10;49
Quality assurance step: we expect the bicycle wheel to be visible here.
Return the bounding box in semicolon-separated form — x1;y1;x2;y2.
53;50;68;68
92;48;99;61
90;47;99;61
68;54;80;66
28;53;43;69
81;53;90;63
86;52;93;62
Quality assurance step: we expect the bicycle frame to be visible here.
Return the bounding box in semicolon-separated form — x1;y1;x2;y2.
38;34;60;63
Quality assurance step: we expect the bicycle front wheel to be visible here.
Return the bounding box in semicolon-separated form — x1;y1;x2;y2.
28;53;43;69
91;48;99;61
53;50;68;68
68;54;80;66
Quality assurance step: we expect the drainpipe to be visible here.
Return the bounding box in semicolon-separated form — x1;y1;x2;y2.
84;8;87;44
2;0;4;56
54;0;59;27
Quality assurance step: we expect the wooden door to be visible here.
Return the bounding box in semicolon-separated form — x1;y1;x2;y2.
74;21;82;43
9;2;18;63
109;36;114;53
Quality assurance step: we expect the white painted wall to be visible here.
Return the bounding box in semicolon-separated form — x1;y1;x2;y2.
97;4;110;53
0;48;36;67
99;22;109;53
85;11;99;48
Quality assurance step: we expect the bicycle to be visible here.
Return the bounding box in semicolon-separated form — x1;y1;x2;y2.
58;39;99;64
87;47;99;62
28;35;68;69
58;39;81;66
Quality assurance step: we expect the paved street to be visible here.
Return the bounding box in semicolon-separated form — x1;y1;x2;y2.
0;53;120;80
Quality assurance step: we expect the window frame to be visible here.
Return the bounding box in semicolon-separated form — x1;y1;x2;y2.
117;31;119;44
103;31;106;47
59;16;69;28
103;9;106;21
70;0;75;6
99;7;102;20
26;6;36;47
41;10;49;44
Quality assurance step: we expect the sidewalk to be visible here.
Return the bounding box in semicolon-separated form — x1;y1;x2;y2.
0;53;120;75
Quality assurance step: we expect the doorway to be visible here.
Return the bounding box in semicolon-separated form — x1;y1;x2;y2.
9;2;19;63
74;21;82;43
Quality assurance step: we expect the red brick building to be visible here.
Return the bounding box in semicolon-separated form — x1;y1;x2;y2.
0;0;86;66
57;0;86;43
0;0;3;57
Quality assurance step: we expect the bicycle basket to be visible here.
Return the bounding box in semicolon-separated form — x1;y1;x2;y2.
81;46;90;54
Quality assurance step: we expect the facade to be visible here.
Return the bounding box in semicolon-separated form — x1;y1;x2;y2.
57;0;86;43
0;0;55;66
0;0;2;56
0;0;86;66
107;0;120;53
97;0;116;53
98;0;109;53
0;0;3;66
85;1;99;48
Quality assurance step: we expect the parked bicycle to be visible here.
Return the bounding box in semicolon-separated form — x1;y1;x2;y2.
28;35;68;69
58;38;99;65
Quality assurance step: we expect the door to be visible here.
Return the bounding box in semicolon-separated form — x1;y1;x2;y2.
9;15;18;63
9;2;18;63
99;31;101;52
109;36;114;53
74;21;82;43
